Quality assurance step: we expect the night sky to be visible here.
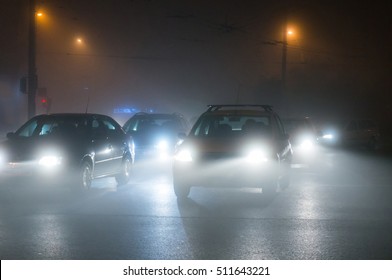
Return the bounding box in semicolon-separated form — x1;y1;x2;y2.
0;0;391;126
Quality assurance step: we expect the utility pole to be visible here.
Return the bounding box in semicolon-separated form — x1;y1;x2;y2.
281;16;288;95
27;0;37;118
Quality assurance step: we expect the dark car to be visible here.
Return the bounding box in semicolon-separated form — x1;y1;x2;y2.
122;112;189;160
172;104;292;199
282;117;319;153
0;113;134;189
319;119;380;150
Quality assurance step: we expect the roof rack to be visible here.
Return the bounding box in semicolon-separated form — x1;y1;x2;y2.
206;104;273;112
134;112;149;115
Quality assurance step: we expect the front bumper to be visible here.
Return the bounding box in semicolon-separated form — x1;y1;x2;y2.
173;158;279;188
0;160;70;185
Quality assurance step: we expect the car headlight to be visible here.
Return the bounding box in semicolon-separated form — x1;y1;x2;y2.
174;149;193;162
38;156;62;167
298;139;314;150
0;150;5;164
157;139;169;151
246;148;269;163
322;134;334;140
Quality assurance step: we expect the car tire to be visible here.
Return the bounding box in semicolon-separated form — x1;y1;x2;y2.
115;157;132;186
173;176;191;199
79;161;92;190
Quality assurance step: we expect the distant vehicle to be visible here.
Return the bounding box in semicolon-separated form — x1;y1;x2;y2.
319;119;380;150
122;112;189;160
173;104;292;199
0;113;135;189
282;117;319;153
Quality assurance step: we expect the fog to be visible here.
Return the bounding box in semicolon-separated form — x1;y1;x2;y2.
1;0;391;130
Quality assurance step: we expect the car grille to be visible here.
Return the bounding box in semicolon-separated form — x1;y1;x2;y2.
199;152;240;161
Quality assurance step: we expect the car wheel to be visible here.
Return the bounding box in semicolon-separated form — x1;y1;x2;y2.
173;176;191;199
79;161;92;190
115;157;132;186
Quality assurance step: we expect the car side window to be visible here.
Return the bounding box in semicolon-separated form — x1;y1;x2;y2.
101;117;123;137
39;123;52;135
193;117;213;136
91;118;108;139
123;118;138;132
16;119;38;137
274;115;286;137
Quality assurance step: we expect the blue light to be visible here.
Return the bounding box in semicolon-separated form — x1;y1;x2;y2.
113;107;139;114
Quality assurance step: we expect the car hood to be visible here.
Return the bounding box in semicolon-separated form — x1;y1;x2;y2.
0;135;84;163
179;135;278;157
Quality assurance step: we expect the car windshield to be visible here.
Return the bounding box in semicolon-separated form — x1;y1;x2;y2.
124;115;183;133
15;116;87;138
191;115;271;137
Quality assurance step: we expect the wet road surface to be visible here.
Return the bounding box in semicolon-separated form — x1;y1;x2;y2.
1;146;392;259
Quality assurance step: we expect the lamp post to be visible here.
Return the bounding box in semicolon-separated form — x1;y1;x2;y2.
27;0;37;118
281;24;288;94
281;24;296;96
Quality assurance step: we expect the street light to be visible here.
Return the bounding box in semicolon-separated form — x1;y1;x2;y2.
281;25;288;93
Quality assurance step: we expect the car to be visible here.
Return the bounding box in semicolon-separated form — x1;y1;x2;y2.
282;117;319;153
172;104;292;199
122;112;189;160
0;113;135;190
319;119;380;150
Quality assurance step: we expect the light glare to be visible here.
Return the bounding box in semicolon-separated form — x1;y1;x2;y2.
246;149;268;163
299;139;314;150
174;149;193;162
322;134;333;139
157;139;169;150
38;156;62;167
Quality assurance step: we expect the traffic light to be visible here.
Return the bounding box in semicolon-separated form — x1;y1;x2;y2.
40;96;51;113
41;97;48;106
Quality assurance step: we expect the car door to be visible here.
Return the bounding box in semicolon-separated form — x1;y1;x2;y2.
100;116;125;173
90;117;115;177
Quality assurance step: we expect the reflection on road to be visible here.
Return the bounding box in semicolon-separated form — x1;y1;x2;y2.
1;146;392;259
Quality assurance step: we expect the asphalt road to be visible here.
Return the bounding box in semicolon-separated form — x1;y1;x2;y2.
1;146;392;260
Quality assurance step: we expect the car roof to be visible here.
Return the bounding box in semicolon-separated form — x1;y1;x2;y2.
206;104;273;111
201;104;275;117
202;109;272;117
131;113;184;119
35;113;111;119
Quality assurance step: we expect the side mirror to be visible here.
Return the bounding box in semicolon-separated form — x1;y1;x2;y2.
6;132;15;139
